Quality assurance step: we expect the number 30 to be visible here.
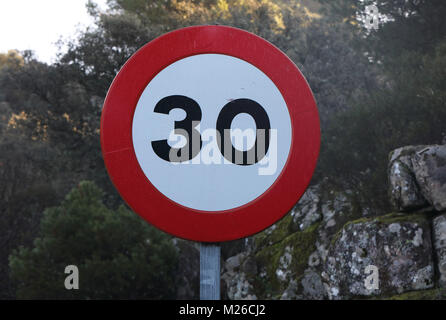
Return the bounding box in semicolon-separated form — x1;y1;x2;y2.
151;95;271;165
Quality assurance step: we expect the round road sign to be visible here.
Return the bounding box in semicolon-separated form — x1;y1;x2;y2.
101;26;320;242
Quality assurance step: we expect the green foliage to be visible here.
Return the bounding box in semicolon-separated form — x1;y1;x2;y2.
0;50;23;70
0;132;62;298
254;222;320;298
68;0;377;124
9;181;178;299
316;39;446;211
254;214;295;249
1;0;445;299
321;0;446;61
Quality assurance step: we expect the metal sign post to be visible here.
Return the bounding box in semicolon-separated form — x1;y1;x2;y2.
200;243;221;300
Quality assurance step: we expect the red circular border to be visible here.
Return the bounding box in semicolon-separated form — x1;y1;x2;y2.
100;26;320;242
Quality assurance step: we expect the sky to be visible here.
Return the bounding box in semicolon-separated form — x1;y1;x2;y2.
0;0;108;63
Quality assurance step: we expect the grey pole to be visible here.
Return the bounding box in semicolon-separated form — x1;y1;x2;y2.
200;243;221;300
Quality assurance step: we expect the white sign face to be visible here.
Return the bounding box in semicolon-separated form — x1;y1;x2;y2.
132;54;292;211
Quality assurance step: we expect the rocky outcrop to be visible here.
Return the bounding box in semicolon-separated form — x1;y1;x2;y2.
324;213;434;298
388;146;428;211
433;214;446;287
411;145;446;211
221;252;258;300
291;185;321;231
220;144;446;300
389;145;446;211
222;183;369;300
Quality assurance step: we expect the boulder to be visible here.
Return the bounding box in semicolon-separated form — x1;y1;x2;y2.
291;183;363;232
221;163;446;300
221;269;257;300
291;185;321;231
433;214;446;287
300;269;326;299
225;252;245;273
279;269;326;300
222;182;368;300
388;146;428;211
411;145;446;211
324;213;434;299
221;252;258;300
389;144;446;212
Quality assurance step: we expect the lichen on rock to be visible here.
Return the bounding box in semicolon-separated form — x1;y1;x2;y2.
324;213;435;299
433;214;446;288
389;144;446;212
253;222;320;299
411;145;446;211
291;185;322;231
221;144;446;300
388;146;428;211
222;181;369;300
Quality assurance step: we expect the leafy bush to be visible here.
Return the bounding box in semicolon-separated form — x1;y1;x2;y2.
9;181;178;299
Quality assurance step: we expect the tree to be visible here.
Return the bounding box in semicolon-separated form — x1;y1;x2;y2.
0;130;64;298
9;181;178;299
67;0;377;123
0;50;23;71
320;0;446;61
0;3;381;293
0;52;65;298
314;1;446;212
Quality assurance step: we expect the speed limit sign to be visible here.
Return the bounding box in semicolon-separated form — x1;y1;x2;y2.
101;26;320;242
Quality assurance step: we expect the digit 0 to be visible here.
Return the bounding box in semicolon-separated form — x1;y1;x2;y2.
216;98;270;165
